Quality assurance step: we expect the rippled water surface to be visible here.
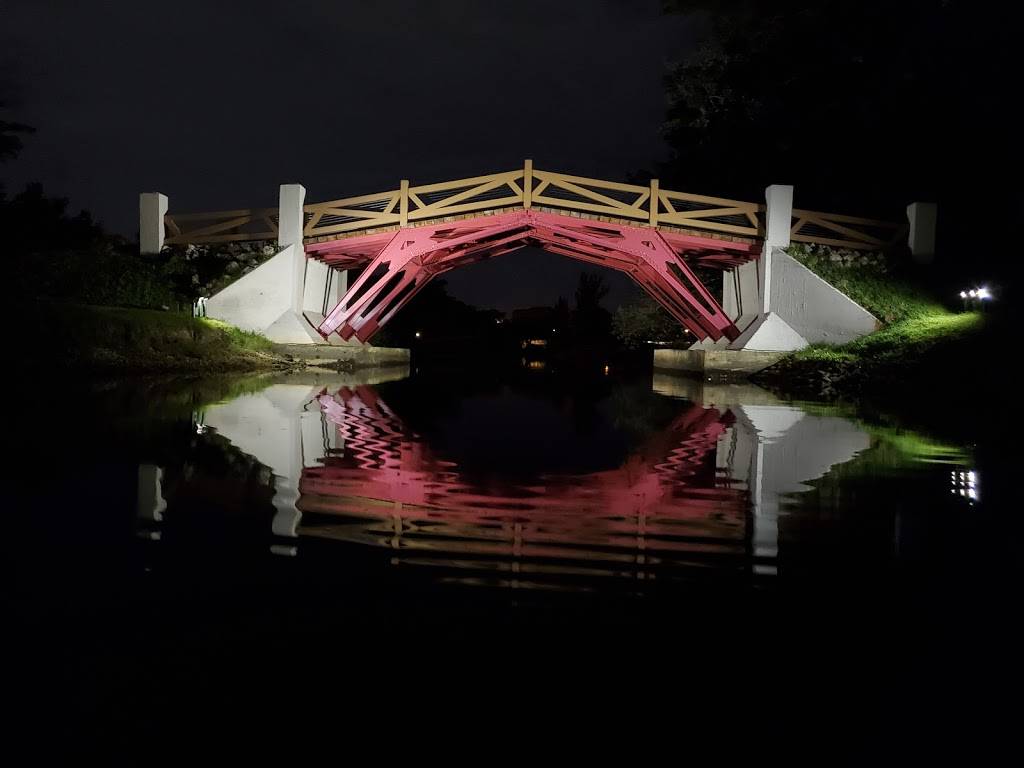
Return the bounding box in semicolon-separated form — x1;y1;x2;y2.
50;366;985;589
12;364;1014;753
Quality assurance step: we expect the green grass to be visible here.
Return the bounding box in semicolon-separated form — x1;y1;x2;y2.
795;311;983;364
19;302;287;372
756;246;988;398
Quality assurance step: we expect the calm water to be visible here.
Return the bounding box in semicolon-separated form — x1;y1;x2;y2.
10;364;1016;754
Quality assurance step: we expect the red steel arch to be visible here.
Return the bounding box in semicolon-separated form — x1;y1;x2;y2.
308;210;755;343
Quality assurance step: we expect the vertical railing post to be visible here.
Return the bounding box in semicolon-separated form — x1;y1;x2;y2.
399;179;409;227
523;159;533;209
649;179;659;227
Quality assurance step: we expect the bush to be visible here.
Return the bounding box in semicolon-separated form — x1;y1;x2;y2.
612;295;689;348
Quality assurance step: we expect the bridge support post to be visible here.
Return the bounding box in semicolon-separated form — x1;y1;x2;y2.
139;192;168;254
281;182;351;337
278;183;307;312
724;184;809;352
906;202;937;263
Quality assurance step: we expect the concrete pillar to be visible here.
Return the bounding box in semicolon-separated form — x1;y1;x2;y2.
302;261;347;317
279;183;308;315
139;192;168;254
764;184;793;249
722;258;764;333
278;183;306;249
907;202;937;263
718;183;792;338
762;184;794;314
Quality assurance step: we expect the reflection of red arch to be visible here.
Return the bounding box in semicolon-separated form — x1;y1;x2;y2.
298;386;748;575
307;210;756;343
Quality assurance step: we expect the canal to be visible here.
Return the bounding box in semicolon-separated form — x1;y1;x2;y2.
9;364;1016;755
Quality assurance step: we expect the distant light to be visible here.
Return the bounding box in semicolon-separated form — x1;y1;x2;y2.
415;331;422;338
551;328;556;333
603;365;610;375
968;290;977;298
976;287;991;300
951;469;980;504
959;291;967;299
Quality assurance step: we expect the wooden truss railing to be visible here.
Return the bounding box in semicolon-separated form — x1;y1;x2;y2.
165;161;903;251
790;208;907;250
165;208;278;245
302;162;768;243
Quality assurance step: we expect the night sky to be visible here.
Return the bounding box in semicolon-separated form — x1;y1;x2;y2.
2;0;699;311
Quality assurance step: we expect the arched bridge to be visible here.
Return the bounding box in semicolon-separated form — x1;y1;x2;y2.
144;161;913;345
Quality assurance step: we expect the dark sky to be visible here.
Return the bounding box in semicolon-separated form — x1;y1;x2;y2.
2;0;699;311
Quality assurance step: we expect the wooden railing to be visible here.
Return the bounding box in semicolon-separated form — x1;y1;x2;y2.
790;208;906;250
165;162;903;251
165;208;278;245
302;163;767;243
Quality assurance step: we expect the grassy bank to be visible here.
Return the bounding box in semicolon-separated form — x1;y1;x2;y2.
20;303;288;372
755;246;988;399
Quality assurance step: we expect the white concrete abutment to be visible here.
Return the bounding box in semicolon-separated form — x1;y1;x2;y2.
139;184;350;344
710;185;937;353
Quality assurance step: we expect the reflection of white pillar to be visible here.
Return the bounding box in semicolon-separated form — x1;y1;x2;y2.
715;401;872;576
200;382;349;553
139;192;168;255
137;464;167;522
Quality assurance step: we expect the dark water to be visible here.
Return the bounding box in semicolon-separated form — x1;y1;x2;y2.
10;365;1017;757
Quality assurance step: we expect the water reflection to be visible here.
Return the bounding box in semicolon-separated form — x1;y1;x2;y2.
136;368;975;591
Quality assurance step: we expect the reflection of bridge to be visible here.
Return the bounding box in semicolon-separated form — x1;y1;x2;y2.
299;386;750;583
140;164;934;350
132;375;875;586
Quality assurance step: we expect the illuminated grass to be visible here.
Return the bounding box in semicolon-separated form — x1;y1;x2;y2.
758;247;988;396
22;302;286;371
794;311;983;364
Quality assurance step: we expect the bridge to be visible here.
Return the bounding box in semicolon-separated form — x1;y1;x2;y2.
140;161;934;353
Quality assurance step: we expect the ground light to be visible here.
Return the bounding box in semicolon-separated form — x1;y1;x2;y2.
959;286;992;310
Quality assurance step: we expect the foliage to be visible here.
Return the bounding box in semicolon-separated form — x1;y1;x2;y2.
572;272;612;340
0;90;33;163
0;182;280;309
658;1;1016;219
372;278;504;346
1;183;104;250
797;311;982;363
612;294;689;348
16;303;283;372
161;241;278;302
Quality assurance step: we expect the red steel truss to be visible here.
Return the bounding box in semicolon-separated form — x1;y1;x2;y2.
306;210;756;343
